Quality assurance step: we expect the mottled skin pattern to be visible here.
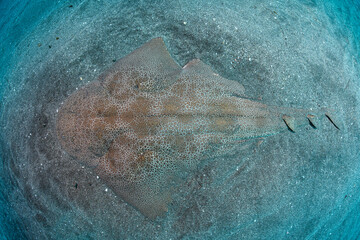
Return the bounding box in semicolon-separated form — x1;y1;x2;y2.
56;38;332;219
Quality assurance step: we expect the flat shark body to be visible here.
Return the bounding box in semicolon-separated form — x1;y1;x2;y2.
56;38;337;219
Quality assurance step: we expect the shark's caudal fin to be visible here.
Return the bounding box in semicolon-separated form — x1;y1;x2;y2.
325;112;340;130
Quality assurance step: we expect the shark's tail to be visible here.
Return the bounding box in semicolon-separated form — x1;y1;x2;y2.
280;107;340;132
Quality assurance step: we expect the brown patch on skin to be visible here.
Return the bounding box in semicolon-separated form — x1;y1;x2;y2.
190;82;197;91
211;116;235;132
178;115;192;124
163;97;182;114
130;97;151;115
93;119;106;140
136;151;154;165
133;117;161;137
106;81;117;95
127;151;159;179
107;147;118;173
113;91;134;102
171;83;186;96
113;71;125;82
120;97;157;137
136;153;146;164
94;99;108;115
103;105;118;125
208;100;240;115
255;116;267;128
120;110;135;124
133;72;153;91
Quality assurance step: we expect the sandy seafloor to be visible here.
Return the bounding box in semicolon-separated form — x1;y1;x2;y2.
0;0;360;239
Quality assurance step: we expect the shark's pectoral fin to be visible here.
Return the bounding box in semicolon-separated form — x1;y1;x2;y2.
181;59;246;97
101;38;182;92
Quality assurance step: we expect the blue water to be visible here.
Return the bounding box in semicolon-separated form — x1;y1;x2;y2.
0;0;359;239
